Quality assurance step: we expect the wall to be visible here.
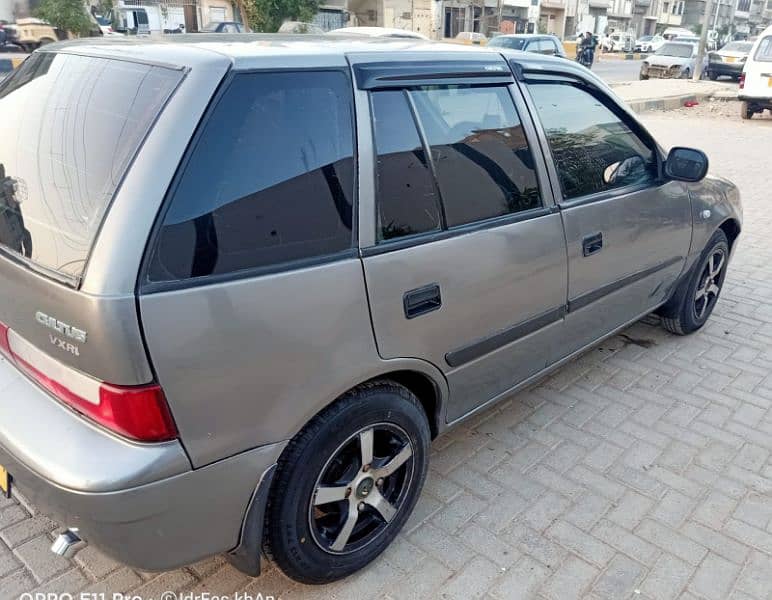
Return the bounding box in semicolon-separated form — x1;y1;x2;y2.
0;0;13;21
199;0;234;26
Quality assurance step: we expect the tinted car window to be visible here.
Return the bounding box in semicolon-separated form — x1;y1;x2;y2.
148;71;355;283
488;37;527;50
409;85;541;228
755;36;772;62
0;52;181;281
371;91;442;241
527;83;658;200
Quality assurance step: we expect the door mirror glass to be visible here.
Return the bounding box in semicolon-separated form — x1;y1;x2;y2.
665;147;708;182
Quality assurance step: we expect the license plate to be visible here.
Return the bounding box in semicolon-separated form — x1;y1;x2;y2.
0;465;9;498
768;77;772;87
725;56;736;63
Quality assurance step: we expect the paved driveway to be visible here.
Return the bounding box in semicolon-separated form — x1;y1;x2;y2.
2;110;772;600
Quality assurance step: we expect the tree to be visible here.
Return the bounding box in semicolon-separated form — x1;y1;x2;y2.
242;0;321;32
35;0;92;37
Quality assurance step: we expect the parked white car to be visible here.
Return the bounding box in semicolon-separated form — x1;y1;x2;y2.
329;26;429;40
739;24;772;119
602;32;634;52
640;41;706;79
635;34;665;53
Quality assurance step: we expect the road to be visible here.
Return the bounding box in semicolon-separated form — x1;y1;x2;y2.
593;57;644;83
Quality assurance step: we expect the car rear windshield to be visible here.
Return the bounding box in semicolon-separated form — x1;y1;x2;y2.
489;37;527;50
755;36;772;62
0;51;182;283
656;43;693;58
723;42;752;53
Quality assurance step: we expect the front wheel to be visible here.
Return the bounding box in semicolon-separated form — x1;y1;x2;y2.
740;101;754;120
662;230;729;335
265;382;430;584
708;70;718;81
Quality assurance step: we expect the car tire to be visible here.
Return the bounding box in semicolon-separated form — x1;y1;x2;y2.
639;74;649;80
265;381;430;584
661;230;729;336
708;70;718;80
740;101;754;120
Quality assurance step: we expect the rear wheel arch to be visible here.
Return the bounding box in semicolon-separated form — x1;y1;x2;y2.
363;370;443;439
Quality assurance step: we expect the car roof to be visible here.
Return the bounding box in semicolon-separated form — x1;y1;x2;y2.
494;34;552;38
40;33;579;70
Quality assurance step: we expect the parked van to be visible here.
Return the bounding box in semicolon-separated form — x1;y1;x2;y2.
0;36;741;585
739;24;772;119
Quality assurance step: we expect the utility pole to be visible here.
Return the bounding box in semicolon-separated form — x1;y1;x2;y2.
693;0;715;80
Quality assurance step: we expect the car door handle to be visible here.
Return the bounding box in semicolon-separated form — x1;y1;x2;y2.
403;284;442;319
582;232;603;257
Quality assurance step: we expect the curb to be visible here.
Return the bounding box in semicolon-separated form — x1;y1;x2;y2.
627;91;738;113
599;52;645;61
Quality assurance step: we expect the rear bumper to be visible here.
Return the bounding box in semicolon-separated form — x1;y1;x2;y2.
737;91;772;110
0;356;286;571
708;63;743;76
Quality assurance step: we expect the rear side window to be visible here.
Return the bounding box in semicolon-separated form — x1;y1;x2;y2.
755;36;772;62
147;70;355;283
410;86;541;228
0;52;181;282
371;84;541;242
371;91;442;241
527;83;658;200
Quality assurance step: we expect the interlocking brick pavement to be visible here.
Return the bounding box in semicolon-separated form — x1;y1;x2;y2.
2;111;772;600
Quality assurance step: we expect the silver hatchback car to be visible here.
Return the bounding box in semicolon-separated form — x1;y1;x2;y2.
0;35;741;584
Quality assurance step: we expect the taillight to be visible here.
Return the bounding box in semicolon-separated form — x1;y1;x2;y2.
739;73;746;89
0;322;10;358
0;321;177;442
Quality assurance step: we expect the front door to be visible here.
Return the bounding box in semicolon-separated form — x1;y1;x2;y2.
356;59;568;422
522;76;693;359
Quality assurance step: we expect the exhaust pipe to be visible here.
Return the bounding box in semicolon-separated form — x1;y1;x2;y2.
51;528;86;558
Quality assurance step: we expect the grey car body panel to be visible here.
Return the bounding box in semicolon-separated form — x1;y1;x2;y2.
140;259;430;467
556;182;693;357
0;257;153;385
0;356;189;491
0;37;742;573
0;432;285;570
363;214;569;422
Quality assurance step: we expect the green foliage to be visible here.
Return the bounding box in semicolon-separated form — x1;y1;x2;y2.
243;0;321;32
35;0;92;36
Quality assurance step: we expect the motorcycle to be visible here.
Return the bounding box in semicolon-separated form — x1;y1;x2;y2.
576;46;594;69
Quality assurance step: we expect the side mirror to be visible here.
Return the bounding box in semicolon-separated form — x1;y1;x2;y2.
665;147;709;182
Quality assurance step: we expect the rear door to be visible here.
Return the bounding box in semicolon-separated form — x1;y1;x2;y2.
0;51;183;384
353;55;568;423
521;72;692;360
744;34;772;97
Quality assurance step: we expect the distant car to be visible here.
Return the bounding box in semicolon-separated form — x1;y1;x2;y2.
602;32;634;52
4;18;59;52
739;25;772;119
278;21;324;34
488;34;566;58
673;35;700;45
707;41;753;81
202;21;248;33
95;15;123;37
328;26;428;40
455;31;487;44
635;34;665;53
640;41;705;79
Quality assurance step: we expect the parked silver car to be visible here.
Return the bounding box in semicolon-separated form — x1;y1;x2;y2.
0;35;741;584
640;41;706;79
